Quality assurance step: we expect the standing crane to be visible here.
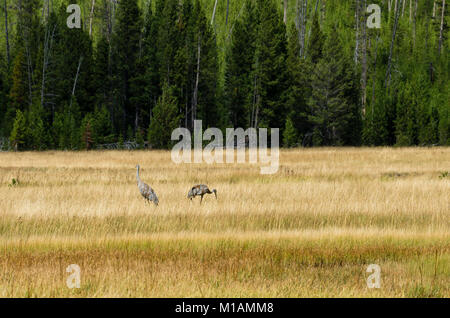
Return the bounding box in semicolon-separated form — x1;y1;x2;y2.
187;184;217;204
136;164;159;206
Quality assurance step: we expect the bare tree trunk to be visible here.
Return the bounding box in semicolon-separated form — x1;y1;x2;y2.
211;0;218;25
361;0;368;116
385;0;401;89
4;0;10;67
402;0;406;16
70;56;84;108
439;0;446;55
354;0;360;64
413;0;418;48
284;0;288;24
409;0;412;23
296;0;308;57
250;73;259;129
226;0;230;25
371;36;380;107
433;0;437;18
25;45;33;107
89;0;95;37
192;37;201;128
307;0;320;42
41;26;55;108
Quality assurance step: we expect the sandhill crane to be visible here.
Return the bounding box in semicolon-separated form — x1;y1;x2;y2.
187;184;217;204
136;164;159;206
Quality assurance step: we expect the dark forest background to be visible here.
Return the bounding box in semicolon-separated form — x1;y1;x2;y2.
0;0;448;150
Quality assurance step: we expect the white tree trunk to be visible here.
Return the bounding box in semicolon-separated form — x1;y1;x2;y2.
89;0;95;37
284;0;288;24
439;0;446;55
385;0;401;89
211;0;218;25
4;0;10;67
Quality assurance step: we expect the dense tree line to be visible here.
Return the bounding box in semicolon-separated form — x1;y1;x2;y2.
0;0;448;150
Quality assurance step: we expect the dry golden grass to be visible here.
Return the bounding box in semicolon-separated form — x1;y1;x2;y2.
0;148;449;297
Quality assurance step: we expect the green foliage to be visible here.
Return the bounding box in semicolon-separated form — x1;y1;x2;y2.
224;0;257;128
0;0;448;149
9;110;27;151
27;102;47;150
52;100;81;150
148;85;181;149
253;0;288;131
283;117;298;148
307;26;360;146
307;13;324;64
111;0;142;133
136;128;145;149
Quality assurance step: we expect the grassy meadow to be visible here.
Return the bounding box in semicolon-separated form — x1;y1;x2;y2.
0;148;449;297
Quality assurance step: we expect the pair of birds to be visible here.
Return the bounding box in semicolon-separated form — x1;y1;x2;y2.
136;164;217;206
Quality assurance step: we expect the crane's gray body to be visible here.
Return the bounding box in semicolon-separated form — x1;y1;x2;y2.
187;184;217;204
136;165;159;206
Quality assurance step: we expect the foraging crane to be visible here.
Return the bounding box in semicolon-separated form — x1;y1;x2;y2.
187;184;217;204
136;164;159;206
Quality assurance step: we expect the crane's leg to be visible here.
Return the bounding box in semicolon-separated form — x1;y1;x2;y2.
200;194;203;204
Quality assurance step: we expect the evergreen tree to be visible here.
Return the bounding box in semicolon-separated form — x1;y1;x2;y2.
92;105;114;145
6;51;28;135
224;0;257;128
286;22;309;144
306;13;324;65
27;101;46;150
9;110;27;151
192;0;219;129
283;116;298;147
52;99;81;150
93;35;111;109
111;0;142;136
307;26;360;146
132;3;161;135
148;84;181;149
253;0;288;131
54;3;94;115
395;82;417;146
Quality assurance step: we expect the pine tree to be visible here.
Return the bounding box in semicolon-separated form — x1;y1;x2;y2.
132;3;161;135
54;3;94;115
27;101;46;150
6;51;28;135
110;0;142;136
192;0;219;129
253;0;288;131
395;82;417;146
307;13;324;65
148;84;181;149
286;22;309;144
93;35;110;109
307;26;360;146
0;72;7;137
92;105;114;145
224;0;257;128
10;109;27;151
53;99;81;150
283;116;298;147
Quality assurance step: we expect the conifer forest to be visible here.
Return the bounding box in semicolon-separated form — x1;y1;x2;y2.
0;0;448;150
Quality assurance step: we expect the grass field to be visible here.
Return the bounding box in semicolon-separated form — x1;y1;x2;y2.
0;148;449;297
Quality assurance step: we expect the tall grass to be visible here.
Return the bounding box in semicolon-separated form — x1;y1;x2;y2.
0;148;449;297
